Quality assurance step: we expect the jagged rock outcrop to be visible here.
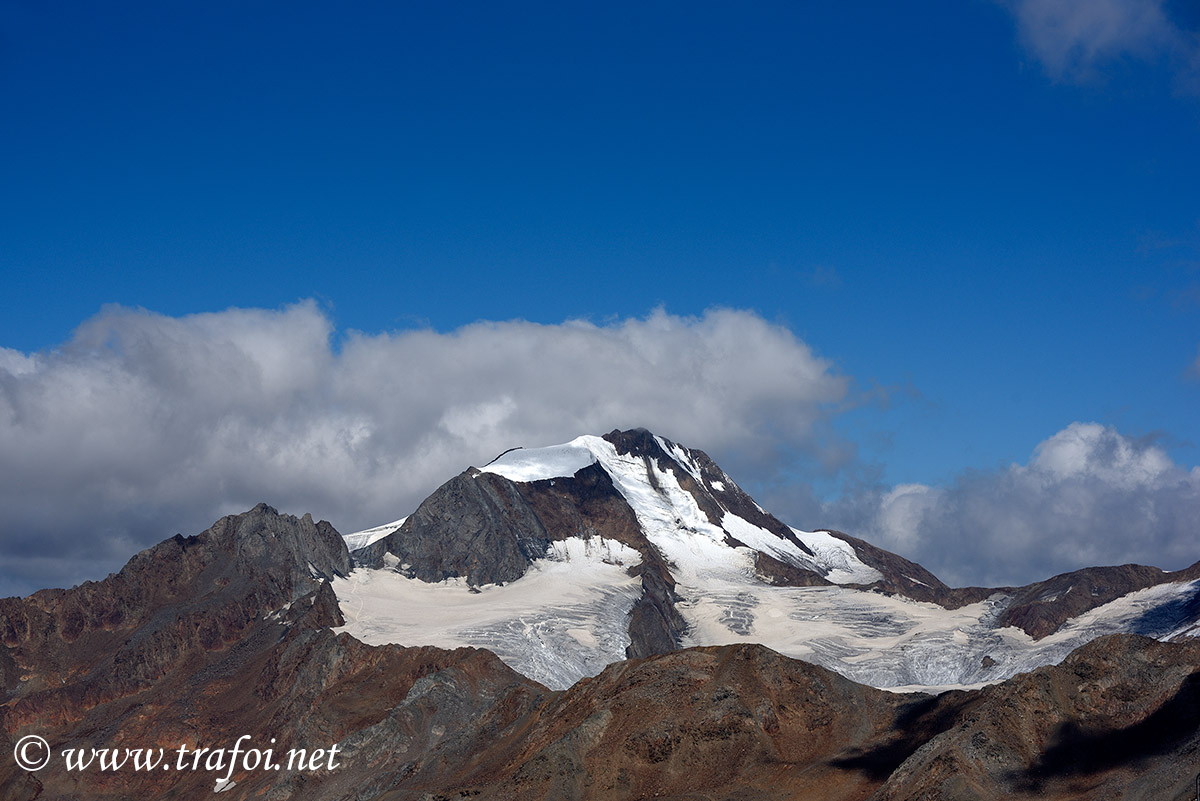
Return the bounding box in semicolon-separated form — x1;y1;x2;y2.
359;469;556;586
0;504;348;707
0;505;545;801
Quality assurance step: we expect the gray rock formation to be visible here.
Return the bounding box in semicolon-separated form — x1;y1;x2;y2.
359;469;554;586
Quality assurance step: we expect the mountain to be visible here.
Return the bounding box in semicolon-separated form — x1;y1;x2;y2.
0;505;546;801
2;428;1198;800
338;428;1200;691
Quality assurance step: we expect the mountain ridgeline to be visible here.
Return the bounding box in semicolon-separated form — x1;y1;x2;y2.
2;428;1199;800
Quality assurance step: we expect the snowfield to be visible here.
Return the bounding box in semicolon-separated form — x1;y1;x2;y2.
334;537;642;689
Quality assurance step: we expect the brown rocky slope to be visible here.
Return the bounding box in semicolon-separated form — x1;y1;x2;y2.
3;505;1199;800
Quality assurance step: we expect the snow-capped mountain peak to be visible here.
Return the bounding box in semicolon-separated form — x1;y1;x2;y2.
335;428;1200;691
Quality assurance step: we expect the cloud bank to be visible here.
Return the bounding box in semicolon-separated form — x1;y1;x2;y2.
0;302;847;596
823;422;1200;587
1005;0;1199;85
2;303;1197;596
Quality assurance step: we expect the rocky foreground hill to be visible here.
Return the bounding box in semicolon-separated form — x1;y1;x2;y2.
3;430;1199;799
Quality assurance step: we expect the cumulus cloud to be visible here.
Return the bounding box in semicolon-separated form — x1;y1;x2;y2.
1005;0;1199;85
824;422;1200;587
0;302;849;596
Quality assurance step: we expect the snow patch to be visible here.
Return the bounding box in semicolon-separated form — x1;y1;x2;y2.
723;513;811;568
479;439;598;482
343;518;407;551
1173;621;1200;639
657;435;705;486
544;536;638;566
792;529;884;585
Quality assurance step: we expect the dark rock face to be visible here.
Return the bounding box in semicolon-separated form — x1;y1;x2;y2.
623;559;687;659
993;561;1200;640
225;502;352;585
361;469;554;586
0;504;349;711
752;551;833;587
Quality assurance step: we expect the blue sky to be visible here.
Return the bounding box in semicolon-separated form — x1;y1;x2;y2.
1;1;1199;594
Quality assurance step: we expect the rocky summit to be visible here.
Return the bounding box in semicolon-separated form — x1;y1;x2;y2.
2;429;1199;800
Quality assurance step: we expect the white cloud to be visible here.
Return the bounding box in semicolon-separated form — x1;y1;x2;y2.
831;422;1200;587
875;483;943;553
1028;421;1172;486
0;302;849;596
1005;0;1198;84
